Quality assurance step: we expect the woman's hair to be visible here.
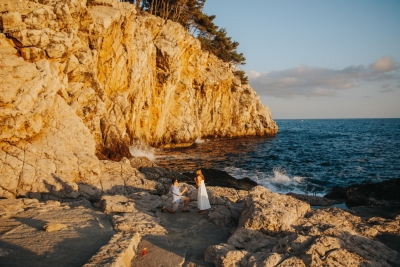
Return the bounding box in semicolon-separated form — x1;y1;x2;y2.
195;169;205;180
171;178;178;184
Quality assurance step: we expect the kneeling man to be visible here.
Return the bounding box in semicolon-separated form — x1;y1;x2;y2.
161;179;190;213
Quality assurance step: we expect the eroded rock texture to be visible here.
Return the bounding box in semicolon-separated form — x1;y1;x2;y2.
0;0;277;198
205;186;400;267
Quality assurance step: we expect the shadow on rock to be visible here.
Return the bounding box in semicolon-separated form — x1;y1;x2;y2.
0;200;115;267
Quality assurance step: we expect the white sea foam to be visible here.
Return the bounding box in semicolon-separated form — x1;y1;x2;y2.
269;167;292;183
195;138;209;144
129;141;156;161
293;176;304;183
223;166;316;195
269;168;305;183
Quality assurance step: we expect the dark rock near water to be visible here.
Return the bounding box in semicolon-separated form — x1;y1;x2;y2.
137;167;257;195
324;186;347;200
96;141;132;162
324;178;400;207
183;168;258;190
130;157;158;169
139;167;188;182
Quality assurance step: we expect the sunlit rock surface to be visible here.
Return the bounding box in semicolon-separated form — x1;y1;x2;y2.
0;0;277;199
205;186;400;267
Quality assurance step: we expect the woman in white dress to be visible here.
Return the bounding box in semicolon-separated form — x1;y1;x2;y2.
194;169;211;214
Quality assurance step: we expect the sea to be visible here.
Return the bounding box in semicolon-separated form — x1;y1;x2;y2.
130;118;400;197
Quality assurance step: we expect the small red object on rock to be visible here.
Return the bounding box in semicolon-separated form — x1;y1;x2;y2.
142;247;147;256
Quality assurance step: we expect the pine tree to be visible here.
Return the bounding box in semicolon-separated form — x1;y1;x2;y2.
128;0;248;83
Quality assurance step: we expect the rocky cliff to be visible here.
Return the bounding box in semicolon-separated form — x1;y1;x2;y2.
0;0;277;199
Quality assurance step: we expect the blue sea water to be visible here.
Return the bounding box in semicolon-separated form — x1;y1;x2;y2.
150;118;400;196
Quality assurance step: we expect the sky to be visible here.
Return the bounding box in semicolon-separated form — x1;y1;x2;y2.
203;0;400;119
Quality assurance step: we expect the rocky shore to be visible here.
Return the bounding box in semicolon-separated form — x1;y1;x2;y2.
1;160;399;267
1;1;398;266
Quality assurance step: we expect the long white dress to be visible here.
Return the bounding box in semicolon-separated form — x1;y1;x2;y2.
197;180;211;210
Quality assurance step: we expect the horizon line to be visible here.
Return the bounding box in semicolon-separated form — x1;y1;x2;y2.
274;117;400;120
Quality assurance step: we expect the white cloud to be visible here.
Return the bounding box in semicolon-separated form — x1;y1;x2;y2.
246;70;262;79
248;56;400;98
369;57;397;73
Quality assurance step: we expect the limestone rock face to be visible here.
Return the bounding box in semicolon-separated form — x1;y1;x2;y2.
238;186;311;236
0;0;277;199
0;33;100;199
205;186;400;267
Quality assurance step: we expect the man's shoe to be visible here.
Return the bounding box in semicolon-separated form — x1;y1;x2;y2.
182;209;190;212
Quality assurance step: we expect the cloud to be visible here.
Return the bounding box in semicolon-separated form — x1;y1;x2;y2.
379;84;394;93
247;70;261;79
369;57;397;73
249;56;399;98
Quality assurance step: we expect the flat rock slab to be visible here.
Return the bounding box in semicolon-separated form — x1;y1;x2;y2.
0;200;115;267
132;236;187;267
132;208;231;267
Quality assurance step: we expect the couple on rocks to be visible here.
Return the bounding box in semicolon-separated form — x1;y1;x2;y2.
161;169;211;214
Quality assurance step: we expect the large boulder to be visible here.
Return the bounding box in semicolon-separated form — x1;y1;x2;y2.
238;186;310;236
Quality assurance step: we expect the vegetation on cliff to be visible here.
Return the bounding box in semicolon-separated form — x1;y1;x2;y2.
122;0;248;83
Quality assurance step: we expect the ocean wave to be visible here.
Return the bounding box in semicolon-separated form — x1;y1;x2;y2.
223;166;318;195
195;138;209;144
129;141;156;161
146;118;400;196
